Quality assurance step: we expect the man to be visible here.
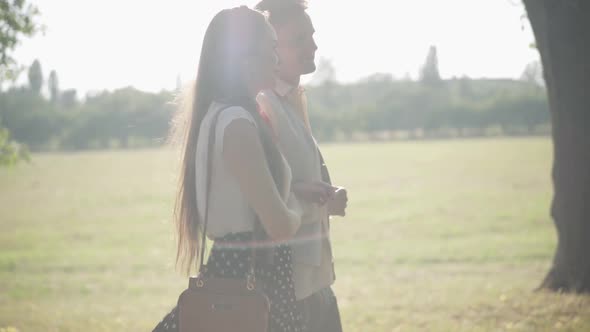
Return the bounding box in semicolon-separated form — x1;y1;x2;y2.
256;1;348;331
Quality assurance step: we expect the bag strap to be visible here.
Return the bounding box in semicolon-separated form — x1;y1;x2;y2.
198;105;258;280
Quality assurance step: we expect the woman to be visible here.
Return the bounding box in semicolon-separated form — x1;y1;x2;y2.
153;6;307;332
255;1;347;331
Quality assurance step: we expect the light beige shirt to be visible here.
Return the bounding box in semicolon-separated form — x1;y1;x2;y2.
258;80;335;300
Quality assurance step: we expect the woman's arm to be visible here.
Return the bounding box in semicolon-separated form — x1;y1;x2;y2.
223;118;302;241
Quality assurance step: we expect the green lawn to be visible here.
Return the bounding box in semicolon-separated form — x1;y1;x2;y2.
1;138;589;331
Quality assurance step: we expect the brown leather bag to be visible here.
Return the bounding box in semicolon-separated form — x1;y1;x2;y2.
177;106;271;332
177;273;270;332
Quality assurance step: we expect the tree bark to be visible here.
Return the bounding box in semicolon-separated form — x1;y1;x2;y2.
524;0;590;293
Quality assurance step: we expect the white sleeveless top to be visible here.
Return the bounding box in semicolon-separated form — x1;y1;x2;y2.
195;101;295;239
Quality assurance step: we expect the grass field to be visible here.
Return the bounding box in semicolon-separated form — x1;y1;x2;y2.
1;138;590;331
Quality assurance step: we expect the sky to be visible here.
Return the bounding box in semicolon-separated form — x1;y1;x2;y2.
11;0;539;96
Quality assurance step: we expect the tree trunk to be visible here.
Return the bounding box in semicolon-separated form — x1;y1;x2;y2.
524;0;590;293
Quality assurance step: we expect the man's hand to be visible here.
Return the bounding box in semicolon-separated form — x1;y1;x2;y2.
328;187;348;217
292;181;335;205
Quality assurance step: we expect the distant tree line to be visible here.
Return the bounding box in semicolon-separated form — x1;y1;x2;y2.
306;74;549;141
1;59;175;150
306;46;548;140
0;50;549;151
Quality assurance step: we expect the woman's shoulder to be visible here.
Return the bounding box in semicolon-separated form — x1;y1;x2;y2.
209;101;258;130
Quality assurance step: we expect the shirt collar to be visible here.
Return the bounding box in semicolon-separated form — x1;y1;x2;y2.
274;78;298;98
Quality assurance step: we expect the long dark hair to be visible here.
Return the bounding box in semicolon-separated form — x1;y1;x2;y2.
173;7;285;275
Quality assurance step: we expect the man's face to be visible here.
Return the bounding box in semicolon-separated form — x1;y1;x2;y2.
275;11;318;80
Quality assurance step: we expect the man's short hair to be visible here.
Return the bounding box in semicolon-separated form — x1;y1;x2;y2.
255;0;308;26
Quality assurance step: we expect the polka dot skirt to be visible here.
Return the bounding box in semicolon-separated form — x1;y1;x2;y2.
153;232;305;332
